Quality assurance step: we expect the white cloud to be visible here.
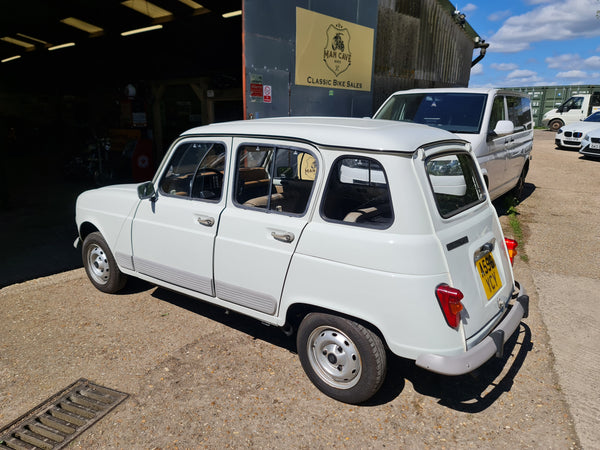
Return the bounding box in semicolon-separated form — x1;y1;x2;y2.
489;0;600;53
584;56;600;68
462;3;477;13
471;64;484;76
488;10;511;22
556;70;588;78
505;69;543;84
545;54;600;70
490;62;518;71
545;53;582;69
507;69;537;79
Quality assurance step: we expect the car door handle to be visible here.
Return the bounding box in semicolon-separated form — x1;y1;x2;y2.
197;217;215;227
271;231;295;243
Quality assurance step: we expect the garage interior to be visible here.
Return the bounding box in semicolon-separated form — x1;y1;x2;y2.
0;0;243;286
0;0;243;178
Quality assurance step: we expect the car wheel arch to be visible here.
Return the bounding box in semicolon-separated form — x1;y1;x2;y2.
283;302;388;350
79;221;100;241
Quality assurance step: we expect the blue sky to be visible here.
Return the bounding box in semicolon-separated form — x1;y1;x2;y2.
463;0;600;87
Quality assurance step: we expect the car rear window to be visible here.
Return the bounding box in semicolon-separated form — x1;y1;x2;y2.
425;152;485;218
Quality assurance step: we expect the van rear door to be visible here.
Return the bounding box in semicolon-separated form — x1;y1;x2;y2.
417;146;516;341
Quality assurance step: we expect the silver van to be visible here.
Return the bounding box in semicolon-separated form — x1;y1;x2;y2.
373;88;534;201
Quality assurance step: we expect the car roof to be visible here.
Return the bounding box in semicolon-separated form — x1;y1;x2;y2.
384;87;527;96
181;117;467;153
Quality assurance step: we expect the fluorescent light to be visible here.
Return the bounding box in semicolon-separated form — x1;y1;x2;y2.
178;0;205;9
48;42;76;51
222;10;242;18
121;0;172;19
16;33;48;45
121;24;163;36
61;17;104;36
2;55;21;63
1;36;35;50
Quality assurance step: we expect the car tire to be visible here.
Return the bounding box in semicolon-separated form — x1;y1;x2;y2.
297;312;387;404
82;231;127;293
511;163;528;200
549;119;563;132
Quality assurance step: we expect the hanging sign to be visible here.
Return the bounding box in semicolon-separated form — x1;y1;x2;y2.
295;7;374;92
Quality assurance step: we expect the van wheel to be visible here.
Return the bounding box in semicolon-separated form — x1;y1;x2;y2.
297;313;387;404
82;232;127;293
511;164;528;200
549;119;563;131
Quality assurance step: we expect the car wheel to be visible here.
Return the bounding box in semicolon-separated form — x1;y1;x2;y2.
297;312;387;404
82;231;127;293
549;120;563;131
511;164;528;200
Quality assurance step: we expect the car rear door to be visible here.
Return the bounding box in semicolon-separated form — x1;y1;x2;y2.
419;147;516;340
213;138;320;316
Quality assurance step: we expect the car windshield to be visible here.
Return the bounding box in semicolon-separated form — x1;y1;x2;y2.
584;112;600;122
374;93;487;134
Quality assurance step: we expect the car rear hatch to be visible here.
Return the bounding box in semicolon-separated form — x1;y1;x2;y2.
417;144;515;343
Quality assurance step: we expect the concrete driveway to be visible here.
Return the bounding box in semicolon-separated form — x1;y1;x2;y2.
515;130;600;449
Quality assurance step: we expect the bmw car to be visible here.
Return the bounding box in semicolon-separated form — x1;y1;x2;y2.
580;128;600;159
555;111;600;150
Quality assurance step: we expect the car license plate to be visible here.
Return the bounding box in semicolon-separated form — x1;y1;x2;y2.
590;143;600;150
476;253;502;300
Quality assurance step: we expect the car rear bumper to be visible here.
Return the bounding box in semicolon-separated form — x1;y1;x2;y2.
415;284;529;376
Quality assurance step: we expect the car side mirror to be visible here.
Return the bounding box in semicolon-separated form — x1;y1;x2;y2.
493;120;514;136
137;181;157;200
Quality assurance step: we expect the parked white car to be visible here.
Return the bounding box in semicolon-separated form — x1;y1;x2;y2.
555;111;600;150
373;88;534;201
580;128;600;159
75;117;528;404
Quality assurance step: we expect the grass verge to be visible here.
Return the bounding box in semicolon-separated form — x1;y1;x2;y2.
506;198;529;262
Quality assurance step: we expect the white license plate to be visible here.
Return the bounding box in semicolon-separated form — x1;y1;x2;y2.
590;143;600;150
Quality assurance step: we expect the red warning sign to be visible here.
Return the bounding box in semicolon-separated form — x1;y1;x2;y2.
263;85;272;103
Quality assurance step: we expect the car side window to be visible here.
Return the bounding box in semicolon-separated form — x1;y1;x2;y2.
235;145;317;215
159;142;226;200
321;156;394;228
489;96;505;132
507;96;532;131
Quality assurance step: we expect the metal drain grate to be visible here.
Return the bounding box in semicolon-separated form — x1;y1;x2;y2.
0;378;128;449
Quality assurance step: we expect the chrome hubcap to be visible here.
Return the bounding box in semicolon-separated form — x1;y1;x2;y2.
307;326;361;389
87;244;110;285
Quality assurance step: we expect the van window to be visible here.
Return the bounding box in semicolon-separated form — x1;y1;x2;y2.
374;93;487;134
235;145;316;215
321;156;393;228
507;96;532;131
489;96;505;132
159;142;226;200
426;153;485;218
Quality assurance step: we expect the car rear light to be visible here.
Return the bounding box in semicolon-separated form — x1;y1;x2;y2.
435;284;464;329
504;238;518;265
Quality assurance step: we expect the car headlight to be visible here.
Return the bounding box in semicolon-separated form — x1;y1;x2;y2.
557;128;563;134
583;134;589;141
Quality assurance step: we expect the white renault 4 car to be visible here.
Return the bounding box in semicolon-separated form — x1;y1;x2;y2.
75;117;528;404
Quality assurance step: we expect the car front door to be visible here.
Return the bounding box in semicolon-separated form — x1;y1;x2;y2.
131;138;229;296
483;95;509;196
505;95;533;184
213;138;319;316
